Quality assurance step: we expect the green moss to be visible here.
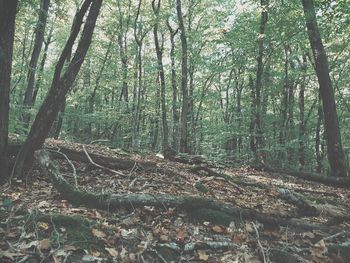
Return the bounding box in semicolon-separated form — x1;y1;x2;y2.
189;208;237;226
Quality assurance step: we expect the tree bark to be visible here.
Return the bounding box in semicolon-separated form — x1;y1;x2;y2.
152;0;169;151
0;0;18;181
167;20;179;152
12;0;101;178
176;0;189;154
22;0;50;126
301;0;348;177
254;0;268;162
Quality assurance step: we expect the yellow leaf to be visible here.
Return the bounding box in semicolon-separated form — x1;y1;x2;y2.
38;222;49;231
92;229;106;238
198;250;209;261
105;247;118;257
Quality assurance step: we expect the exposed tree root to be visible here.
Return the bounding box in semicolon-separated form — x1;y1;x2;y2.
8;143;157;171
36;150;328;231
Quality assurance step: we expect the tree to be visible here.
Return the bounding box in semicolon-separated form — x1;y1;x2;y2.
152;0;169;152
22;0;50;126
176;0;189;153
301;0;348;177
12;0;102;178
0;0;18;182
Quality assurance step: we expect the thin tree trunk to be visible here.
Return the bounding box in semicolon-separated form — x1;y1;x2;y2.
22;0;50;126
167;20;179;152
0;0;18;181
176;0;189;153
254;0;268;162
12;0;101;178
32;22;54;106
301;0;347;177
152;0;169;151
298;54;307;170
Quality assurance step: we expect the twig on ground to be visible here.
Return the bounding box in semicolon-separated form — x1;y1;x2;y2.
82;145;125;177
46;149;78;187
252;222;268;263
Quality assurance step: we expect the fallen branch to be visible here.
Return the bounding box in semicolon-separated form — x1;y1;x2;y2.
258;165;350;188
8;143;157;171
82;145;125;177
36;150;328;231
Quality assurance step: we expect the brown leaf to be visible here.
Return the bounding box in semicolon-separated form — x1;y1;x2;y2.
198;250;209;261
176;227;187;242
105;247;118;257
38;239;51;250
212;225;224;233
92;229;106;238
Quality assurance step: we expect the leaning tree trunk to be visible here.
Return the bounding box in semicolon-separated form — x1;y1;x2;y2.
22;0;50;127
12;0;102;178
301;0;347;177
0;0;18;182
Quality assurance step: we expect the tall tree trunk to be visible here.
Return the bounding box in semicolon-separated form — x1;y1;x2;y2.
0;0;18;181
301;0;347;177
254;0;268;162
152;0;169;151
12;0;101;178
167;20;179;152
176;0;189;153
298;54;307;170
22;0;50;126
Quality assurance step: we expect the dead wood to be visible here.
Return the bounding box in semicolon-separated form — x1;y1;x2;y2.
82;145;125;176
258;165;350;188
37;150;328;231
278;188;319;216
8;143;157;171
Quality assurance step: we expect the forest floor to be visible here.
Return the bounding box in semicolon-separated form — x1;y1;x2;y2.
1;139;350;263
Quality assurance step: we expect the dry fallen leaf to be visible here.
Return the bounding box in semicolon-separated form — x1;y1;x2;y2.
92;229;106;238
38;222;49;231
38;238;51;250
212;225;224;233
105;247;118;257
176;227;187;242
311;239;327;259
198;250;209;261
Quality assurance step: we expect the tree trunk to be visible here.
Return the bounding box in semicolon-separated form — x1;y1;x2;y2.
298;54;307;170
254;0;268;162
0;0;18;182
176;0;189;153
152;0;169;151
301;0;347;177
22;0;50;127
12;0;101;178
167;20;179;152
32;22;54;106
